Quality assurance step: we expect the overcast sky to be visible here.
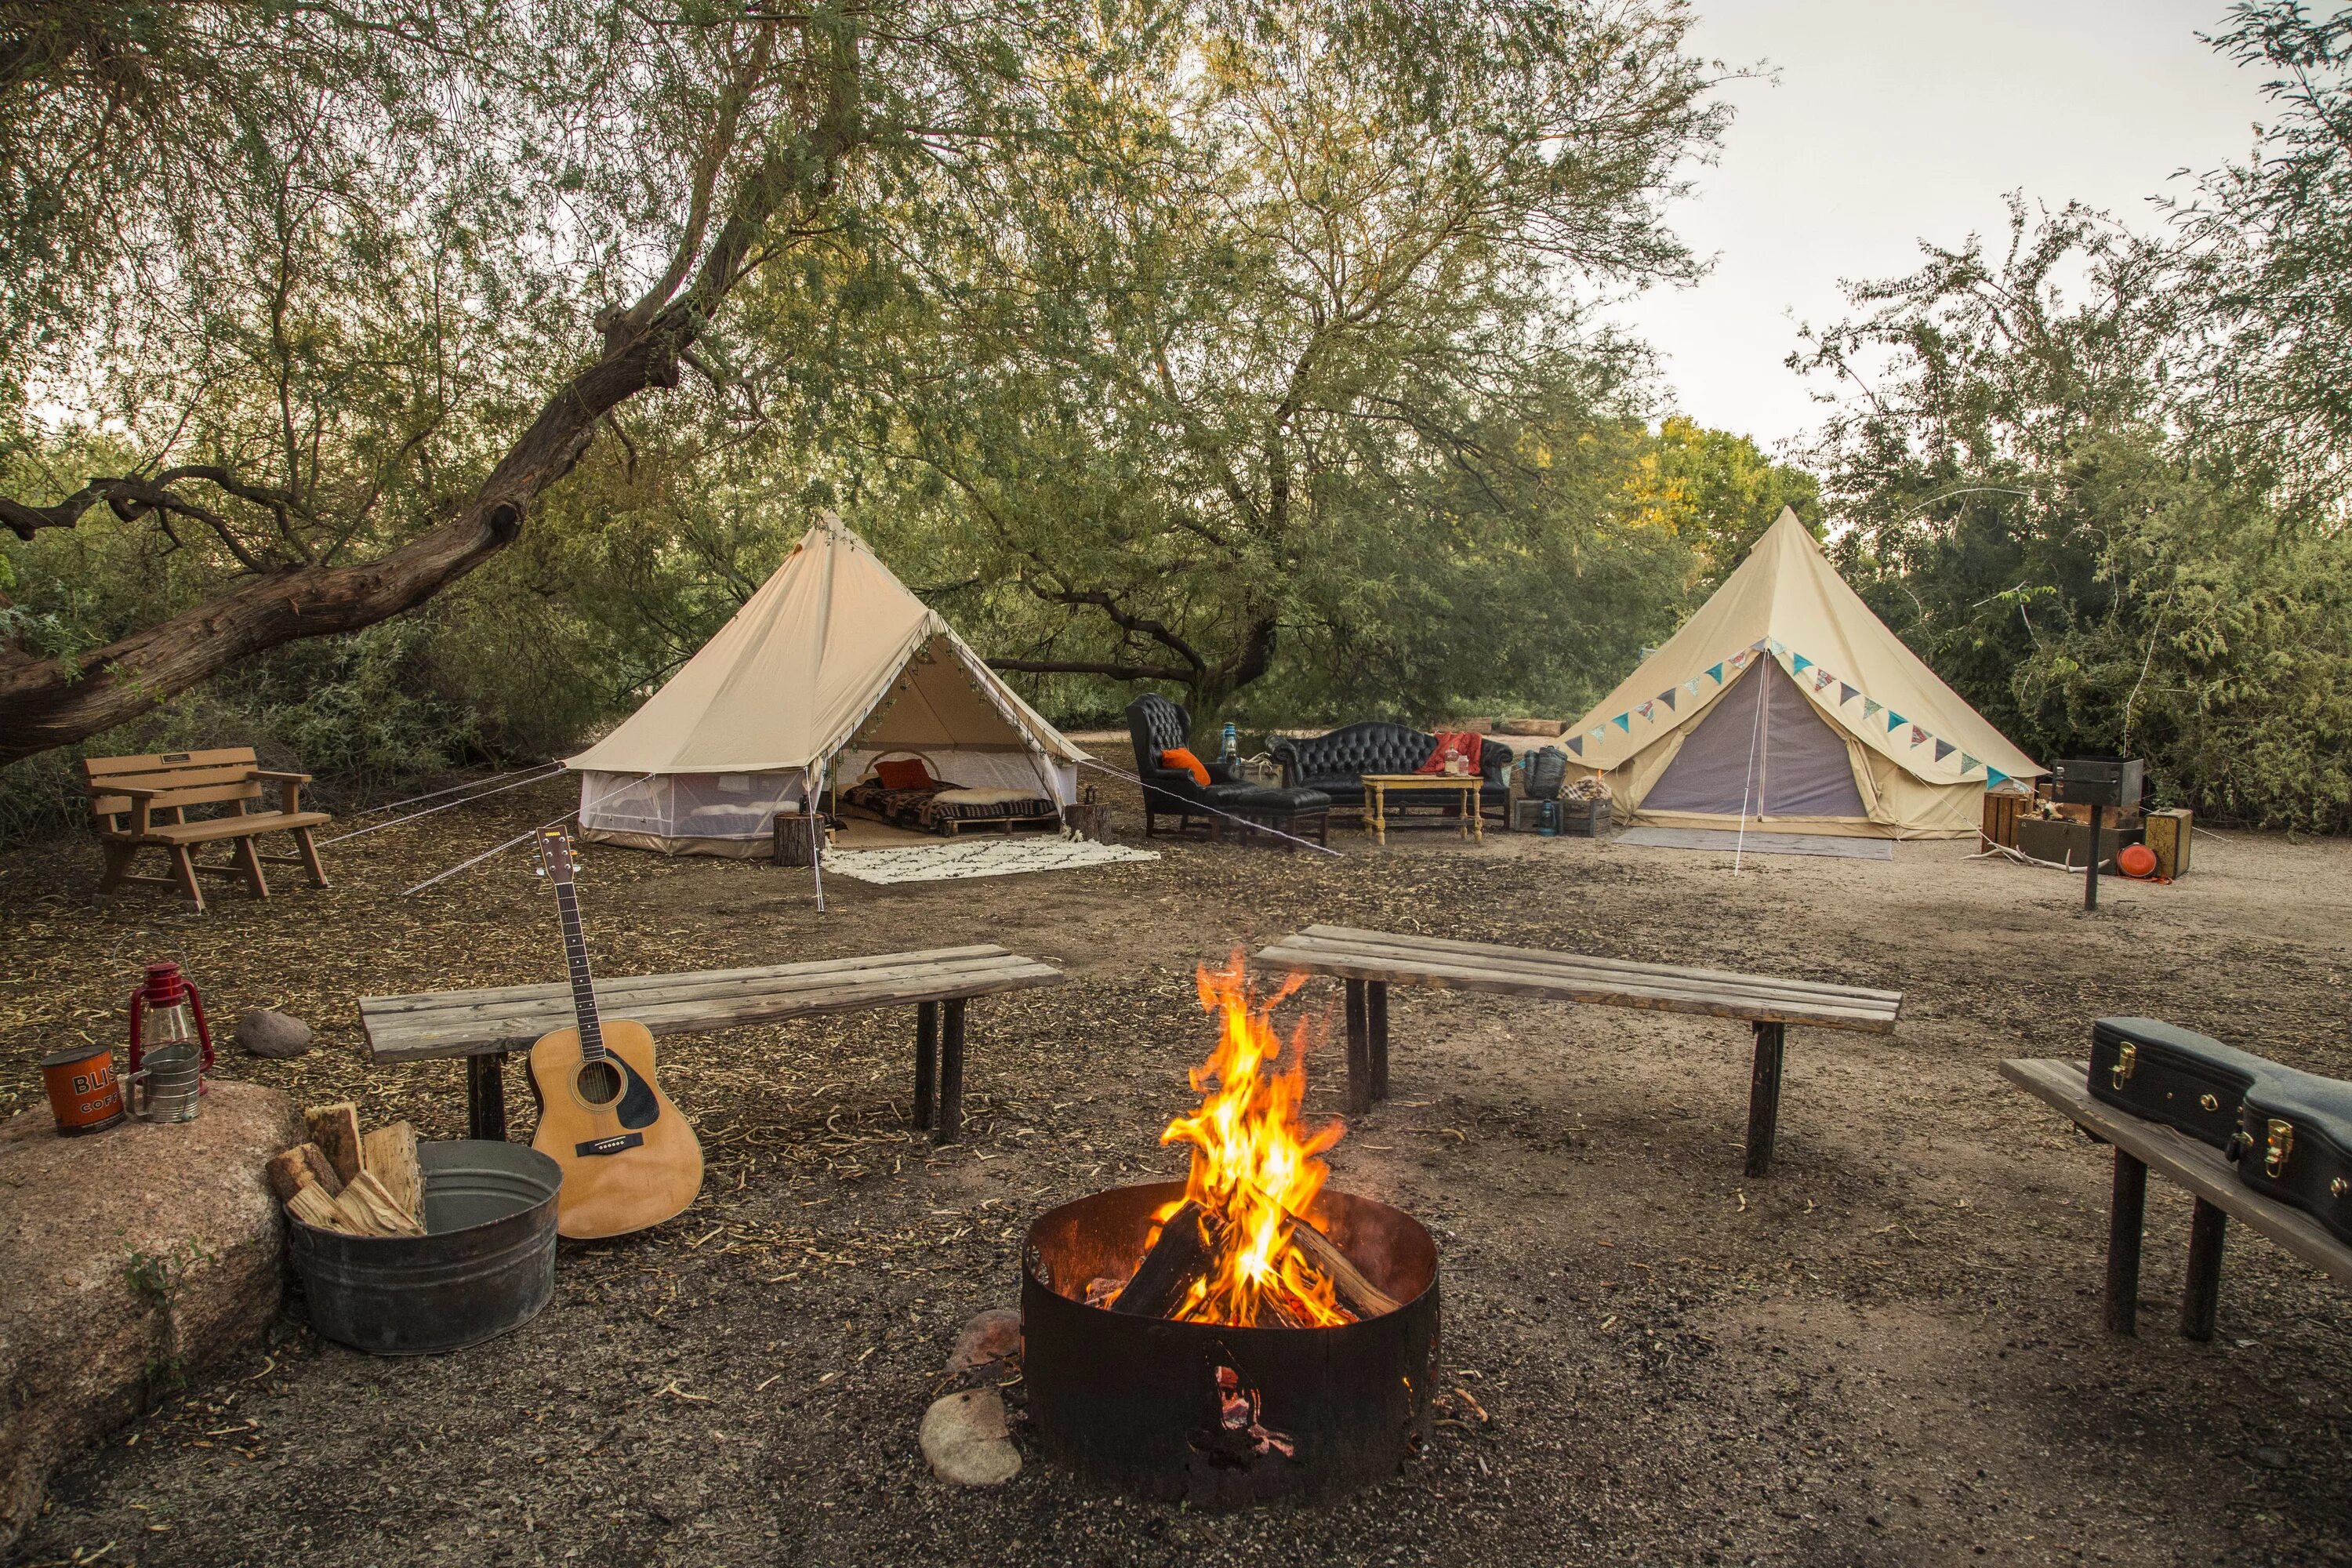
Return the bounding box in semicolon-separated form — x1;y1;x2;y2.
1610;0;2281;454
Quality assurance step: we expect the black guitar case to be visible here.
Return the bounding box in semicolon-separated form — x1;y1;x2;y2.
2088;1016;2352;1243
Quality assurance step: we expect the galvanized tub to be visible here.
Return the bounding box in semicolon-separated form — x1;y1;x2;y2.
288;1139;561;1356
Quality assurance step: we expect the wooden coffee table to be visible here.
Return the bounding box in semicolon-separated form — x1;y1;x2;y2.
1359;774;1483;845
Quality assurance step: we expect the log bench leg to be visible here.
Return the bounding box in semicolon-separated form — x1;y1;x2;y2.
468;1051;510;1142
1345;980;1371;1116
914;1001;938;1131
936;999;967;1145
2106;1148;2147;1334
292;825;329;887
2181;1196;2227;1342
169;844;205;912
1367;980;1390;1102
1744;1021;1785;1178
233;833;270;899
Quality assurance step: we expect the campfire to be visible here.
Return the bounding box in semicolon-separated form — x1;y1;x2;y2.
1021;956;1439;1504
1091;959;1396;1328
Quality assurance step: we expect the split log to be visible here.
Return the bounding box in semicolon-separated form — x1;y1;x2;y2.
332;1170;426;1236
265;1142;342;1203
361;1120;423;1221
303;1102;365;1184
1280;1208;1402;1319
1112;1201;1218;1318
284;1185;347;1232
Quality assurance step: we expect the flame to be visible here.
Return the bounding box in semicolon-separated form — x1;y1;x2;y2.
1149;955;1352;1328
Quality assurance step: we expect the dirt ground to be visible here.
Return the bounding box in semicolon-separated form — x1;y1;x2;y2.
2;773;2349;1568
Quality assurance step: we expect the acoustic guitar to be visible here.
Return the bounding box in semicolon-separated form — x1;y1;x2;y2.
528;826;703;1239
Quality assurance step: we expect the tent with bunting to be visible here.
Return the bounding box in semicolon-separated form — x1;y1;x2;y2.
1559;508;2041;838
566;515;1087;856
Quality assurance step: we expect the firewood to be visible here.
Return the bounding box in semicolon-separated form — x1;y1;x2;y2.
303;1102;365;1185
361;1120;423;1221
265;1142;341;1203
1112;1200;1218;1318
336;1169;426;1236
1279;1207;1403;1319
284;1185;350;1233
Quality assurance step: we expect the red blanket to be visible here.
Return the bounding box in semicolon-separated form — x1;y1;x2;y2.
1417;731;1483;777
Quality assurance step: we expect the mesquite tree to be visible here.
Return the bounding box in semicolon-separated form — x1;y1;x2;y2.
0;0;1076;764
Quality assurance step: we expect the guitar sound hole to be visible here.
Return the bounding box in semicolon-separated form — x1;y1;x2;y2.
575;1059;623;1107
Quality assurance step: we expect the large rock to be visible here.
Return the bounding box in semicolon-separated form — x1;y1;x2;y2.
234;1008;314;1059
0;1080;300;1550
920;1388;1022;1486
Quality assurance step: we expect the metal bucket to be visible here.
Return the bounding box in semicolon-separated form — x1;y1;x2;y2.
288;1140;562;1356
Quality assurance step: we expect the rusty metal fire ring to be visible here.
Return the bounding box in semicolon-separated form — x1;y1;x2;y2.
1021;1179;1439;1505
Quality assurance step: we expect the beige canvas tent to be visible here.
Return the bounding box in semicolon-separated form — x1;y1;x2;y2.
1563;508;2041;838
568;517;1087;855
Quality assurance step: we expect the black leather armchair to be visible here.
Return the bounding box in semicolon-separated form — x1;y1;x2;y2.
1269;721;1511;808
1126;694;1243;837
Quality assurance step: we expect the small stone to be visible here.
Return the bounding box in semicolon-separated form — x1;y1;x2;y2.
234;1009;313;1059
2249;1446;2291;1470
920;1389;1021;1486
946;1308;1022;1374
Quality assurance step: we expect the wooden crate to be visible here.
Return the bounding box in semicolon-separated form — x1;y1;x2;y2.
2144;808;2193;880
1982;789;2027;848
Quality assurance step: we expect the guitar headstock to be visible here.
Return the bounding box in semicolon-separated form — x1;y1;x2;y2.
535;824;581;886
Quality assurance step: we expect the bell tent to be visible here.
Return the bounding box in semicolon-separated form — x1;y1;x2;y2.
1563;508;2040;838
567;517;1087;855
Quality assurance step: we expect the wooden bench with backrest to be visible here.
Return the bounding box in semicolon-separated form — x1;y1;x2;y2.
84;747;332;912
1251;924;1904;1176
360;944;1064;1146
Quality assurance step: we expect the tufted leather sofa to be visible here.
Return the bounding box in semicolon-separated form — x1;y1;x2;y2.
1127;694;1246;836
1270;722;1511;808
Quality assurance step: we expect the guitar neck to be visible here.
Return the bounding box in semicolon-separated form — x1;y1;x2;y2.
552;882;605;1059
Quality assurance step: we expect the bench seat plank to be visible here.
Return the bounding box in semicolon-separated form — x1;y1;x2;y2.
1292;924;1904;1006
129;811;332;845
2001;1056;2352;1287
361;946;1064;1062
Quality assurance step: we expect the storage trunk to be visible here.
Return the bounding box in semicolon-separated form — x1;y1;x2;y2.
2144;808;2193;879
2013;815;2143;870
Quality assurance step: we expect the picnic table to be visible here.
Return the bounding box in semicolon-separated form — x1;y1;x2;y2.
360;945;1063;1145
2001;1057;2352;1339
1252;924;1903;1175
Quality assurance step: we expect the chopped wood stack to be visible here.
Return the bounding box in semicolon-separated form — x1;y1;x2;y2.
266;1103;427;1237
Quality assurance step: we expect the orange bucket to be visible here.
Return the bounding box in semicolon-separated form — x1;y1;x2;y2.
41;1045;126;1136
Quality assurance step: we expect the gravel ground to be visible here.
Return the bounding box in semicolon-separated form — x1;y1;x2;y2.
2;774;2348;1567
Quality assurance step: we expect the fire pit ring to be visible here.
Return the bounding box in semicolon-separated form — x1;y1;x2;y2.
1022;1179;1439;1505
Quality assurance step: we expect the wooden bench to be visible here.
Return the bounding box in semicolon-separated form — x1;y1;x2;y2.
359;945;1064;1145
2002;1058;2352;1340
1251;924;1904;1176
84;747;331;912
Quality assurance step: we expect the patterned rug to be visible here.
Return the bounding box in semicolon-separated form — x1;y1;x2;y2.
821;837;1160;884
1613;827;1895;861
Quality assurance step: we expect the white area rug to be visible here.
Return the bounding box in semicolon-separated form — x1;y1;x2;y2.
822;837;1160;884
1613;827;1895;861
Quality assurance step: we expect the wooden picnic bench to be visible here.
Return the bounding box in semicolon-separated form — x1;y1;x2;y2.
2002;1057;2352;1340
360;945;1063;1146
84;746;331;911
1251;924;1904;1176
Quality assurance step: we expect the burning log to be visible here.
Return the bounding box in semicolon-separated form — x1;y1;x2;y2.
1112;1201;1218;1318
1279;1209;1401;1319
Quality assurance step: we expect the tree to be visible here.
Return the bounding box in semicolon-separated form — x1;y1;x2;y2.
808;0;1730;721
1620;416;1821;594
0;0;1084;764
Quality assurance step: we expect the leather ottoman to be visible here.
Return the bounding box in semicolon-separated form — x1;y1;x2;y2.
1210;786;1334;849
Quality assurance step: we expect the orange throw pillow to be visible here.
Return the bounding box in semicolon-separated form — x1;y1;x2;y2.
874;758;934;790
1160;747;1211;787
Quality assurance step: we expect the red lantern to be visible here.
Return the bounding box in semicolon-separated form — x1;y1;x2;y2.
129;960;214;1086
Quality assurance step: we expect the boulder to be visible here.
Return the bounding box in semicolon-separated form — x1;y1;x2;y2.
0;1080;300;1550
920;1388;1021;1486
946;1307;1022;1374
234;1008;314;1059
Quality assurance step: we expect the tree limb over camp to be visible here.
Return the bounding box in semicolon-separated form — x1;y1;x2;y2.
0;0;1065;764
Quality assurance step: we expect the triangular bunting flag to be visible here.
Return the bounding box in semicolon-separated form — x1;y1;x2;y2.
1566;735;1584;757
1910;725;1927;746
1862;699;1882;720
1886;711;1906;732
1791;655;1812;674
1707;663;1725;684
1613;714;1631;733
1960;753;1980;774
1686;679;1702;697
1768;639;1787;656
1839;683;1858;706
1657;689;1677;710
1591;727;1608;744
1813;670;1834;692
1637;701;1655;722
1749;638;1769;652
1933;740;1955;763
1985;768;2007;788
